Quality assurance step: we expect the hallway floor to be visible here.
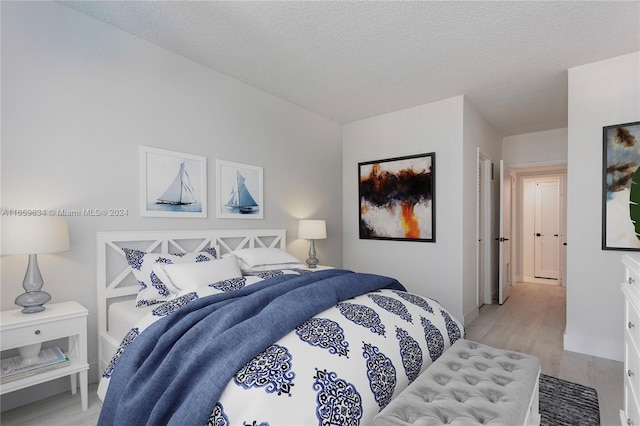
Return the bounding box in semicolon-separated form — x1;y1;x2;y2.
465;281;623;425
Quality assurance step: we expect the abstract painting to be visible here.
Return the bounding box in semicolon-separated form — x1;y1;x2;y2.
359;152;435;242
602;121;640;250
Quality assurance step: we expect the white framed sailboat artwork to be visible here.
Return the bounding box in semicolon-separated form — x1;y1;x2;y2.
139;146;207;218
216;159;263;219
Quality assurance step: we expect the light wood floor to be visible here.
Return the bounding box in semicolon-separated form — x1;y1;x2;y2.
1;383;102;425
466;281;624;426
1;282;624;425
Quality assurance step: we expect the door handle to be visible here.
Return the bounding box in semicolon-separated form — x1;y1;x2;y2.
554;234;559;237
536;233;541;237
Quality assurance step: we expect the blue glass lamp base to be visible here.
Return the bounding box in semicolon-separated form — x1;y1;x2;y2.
16;254;51;313
305;239;319;268
15;291;51;314
305;257;319;268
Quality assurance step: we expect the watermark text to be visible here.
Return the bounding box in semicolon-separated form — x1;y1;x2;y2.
1;208;129;217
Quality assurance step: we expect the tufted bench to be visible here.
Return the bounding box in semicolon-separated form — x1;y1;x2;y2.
372;339;541;426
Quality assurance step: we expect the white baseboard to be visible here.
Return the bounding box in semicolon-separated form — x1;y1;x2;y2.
523;275;561;286
463;305;479;327
563;331;623;362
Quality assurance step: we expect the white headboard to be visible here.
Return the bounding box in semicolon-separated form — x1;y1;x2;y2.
96;229;286;367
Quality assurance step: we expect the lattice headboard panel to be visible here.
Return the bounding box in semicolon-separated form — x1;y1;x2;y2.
96;229;286;340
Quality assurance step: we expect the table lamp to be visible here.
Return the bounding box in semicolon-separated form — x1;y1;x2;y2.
298;219;326;268
1;215;70;313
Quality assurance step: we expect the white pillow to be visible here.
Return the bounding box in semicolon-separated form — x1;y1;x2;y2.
122;247;218;307
153;256;243;293
228;247;305;273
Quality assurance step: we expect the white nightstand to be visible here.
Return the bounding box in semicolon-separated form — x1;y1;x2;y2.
0;301;89;411
301;265;334;271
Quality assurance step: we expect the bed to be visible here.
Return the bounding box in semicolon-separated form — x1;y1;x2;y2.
96;229;464;425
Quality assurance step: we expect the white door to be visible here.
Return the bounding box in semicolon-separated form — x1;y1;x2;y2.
498;161;512;304
477;153;491;306
478;158;485;306
534;179;560;279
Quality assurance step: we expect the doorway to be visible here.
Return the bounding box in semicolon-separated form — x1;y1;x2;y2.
513;165;567;286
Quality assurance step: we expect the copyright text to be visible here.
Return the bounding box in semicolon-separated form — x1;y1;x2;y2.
1;208;129;217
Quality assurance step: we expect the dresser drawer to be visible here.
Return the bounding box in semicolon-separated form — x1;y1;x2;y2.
1;317;83;350
624;384;640;426
628;299;640;353
625;262;640;296
626;339;640;408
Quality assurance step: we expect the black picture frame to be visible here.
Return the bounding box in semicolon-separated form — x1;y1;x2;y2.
602;121;640;251
359;152;435;242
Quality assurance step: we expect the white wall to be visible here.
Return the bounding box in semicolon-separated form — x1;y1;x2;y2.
343;97;465;320
342;96;501;323
1;2;343;409
565;52;640;361
503;128;568;165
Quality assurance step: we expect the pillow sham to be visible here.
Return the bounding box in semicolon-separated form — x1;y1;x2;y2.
152;255;243;293
227;247;305;273
122;247;217;307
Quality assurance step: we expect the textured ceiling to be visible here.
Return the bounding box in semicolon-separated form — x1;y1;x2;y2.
60;1;639;136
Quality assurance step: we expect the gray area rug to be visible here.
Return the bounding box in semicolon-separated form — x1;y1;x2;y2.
539;374;600;426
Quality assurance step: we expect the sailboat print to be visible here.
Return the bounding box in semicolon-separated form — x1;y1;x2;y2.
225;170;259;213
156;162;196;205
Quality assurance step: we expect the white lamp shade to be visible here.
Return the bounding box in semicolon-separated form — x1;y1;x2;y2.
298;219;327;240
1;216;70;255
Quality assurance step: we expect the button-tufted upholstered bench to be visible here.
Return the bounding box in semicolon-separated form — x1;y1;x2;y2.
372;339;541;426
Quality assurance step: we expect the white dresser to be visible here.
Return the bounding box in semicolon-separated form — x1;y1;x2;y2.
622;255;640;426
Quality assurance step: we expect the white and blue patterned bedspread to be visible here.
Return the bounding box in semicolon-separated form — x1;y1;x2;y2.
97;269;463;426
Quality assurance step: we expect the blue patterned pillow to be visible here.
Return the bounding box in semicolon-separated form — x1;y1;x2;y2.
122;247;217;307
